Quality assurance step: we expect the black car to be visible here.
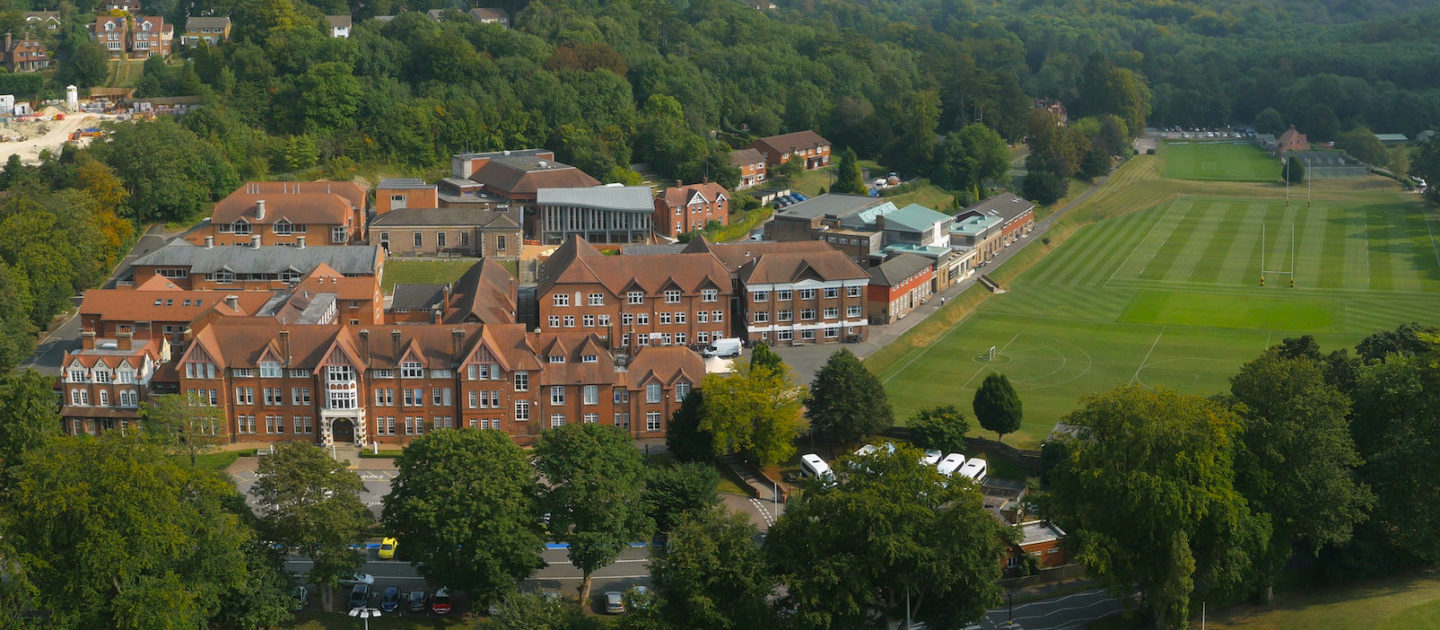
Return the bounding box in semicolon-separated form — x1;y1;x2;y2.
407;589;428;613
347;583;370;610
379;586;402;613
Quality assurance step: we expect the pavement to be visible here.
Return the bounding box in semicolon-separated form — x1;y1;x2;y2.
20;224;170;375
980;587;1126;630
769;175;1111;384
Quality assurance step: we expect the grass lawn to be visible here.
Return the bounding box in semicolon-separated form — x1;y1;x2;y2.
706;206;773;242
1162;141;1282;182
873;157;1440;449
106;60;146;89
192;450;240;471
382;259;498;292
1194;569;1440;630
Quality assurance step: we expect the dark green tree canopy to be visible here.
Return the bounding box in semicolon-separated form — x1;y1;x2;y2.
907;404;971;454
833;147;867;195
652;507;773;630
973;373;1023;442
806;348;893;444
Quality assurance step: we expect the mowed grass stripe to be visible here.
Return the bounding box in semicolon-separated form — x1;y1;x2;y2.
1031;208;1155;287
1341;294;1440;334
1262;203;1299;277
1384;209;1423;292
982;285;1135;323
1047;206;1164;287
1344;206;1372;291
1189;202;1248;285
1294;202;1332;289
1214;203;1270;286
1024;220;1114;286
1162;200;1233;283
1114;199;1192;281
1368;207;1398;292
1318;203;1352;290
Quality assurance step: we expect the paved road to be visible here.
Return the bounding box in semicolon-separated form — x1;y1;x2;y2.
979;589;1126;630
20;225;170;375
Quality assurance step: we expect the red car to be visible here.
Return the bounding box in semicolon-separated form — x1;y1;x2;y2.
431;587;452;614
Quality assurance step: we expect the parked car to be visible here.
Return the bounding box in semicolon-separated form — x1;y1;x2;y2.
339;572;374;586
408;589;428;613
291;585;309;611
431;587;453;615
604;591;626;614
792;192;808;201
379;586;402;613
379;537;397;559
347;583;370;610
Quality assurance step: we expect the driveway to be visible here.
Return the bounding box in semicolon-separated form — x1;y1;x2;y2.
20;225;170;375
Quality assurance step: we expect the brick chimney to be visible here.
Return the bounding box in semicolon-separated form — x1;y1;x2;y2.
116;331;132;352
81;329;96;350
278;329;290;367
358;329;370;364
451;328;463;362
391;329;402;359
432;309;442;324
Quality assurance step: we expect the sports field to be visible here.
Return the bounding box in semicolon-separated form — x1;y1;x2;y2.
877;183;1440;448
1163;142;1282;182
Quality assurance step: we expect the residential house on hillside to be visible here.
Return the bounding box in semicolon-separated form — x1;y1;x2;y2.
729;148;766;189
130;240;385;291
107;0;142;11
181;16;230;47
61;332;166;436
325;15;351;38
747;130;831;170
471;7;510;27
653;182;730;238
22;12;60;32
866;253;933;324
537;186;654;245
90;15;173;59
369;207;521;259
0;33;52;72
375;178;438;215
187;181;367;248
451;149;601;237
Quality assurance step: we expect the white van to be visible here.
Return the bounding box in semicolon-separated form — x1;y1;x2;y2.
800;453;834;485
958;458;988;482
936;453;966;477
703;337;742;358
920;450;943;466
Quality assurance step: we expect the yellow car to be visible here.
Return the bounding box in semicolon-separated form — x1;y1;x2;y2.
379;537;398;559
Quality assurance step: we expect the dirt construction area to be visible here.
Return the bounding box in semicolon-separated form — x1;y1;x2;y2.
0;107;128;164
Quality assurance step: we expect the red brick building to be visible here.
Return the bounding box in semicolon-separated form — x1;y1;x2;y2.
729;148;767;189
536;236;733;351
0;33;52;72
131;240;385;292
79;275;272;343
187;181;368;247
375;179;439;215
747;130;831;170
90;15;172;59
653;182;730;238
450;150;601;238
866;253;934;324
60;332;166;436
737;248;870;345
1005;521;1069;576
161;319;702;446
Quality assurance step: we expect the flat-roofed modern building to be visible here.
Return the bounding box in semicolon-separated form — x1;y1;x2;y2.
537;186;655;245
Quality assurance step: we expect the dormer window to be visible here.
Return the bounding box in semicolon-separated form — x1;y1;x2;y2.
274;220;293;236
69;367;86;382
548;355;565;364
232;220;251;235
93;369;111;384
259;361;282;378
581;354;598;364
400;361;423;379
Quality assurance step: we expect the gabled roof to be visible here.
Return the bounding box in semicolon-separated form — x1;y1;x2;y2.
467;154;600;196
623;346;704;390
532;332;616;386
182;320;537;372
445;259;516;324
325;15;352;28
867;253;933;287
231;181;365;211
739;249;869;285
212;194;350;226
133;240;382;276
683;237;837;272
80;286;271;322
184;16;230;30
65;337;162;370
658;182;729;211
959;193;1035;224
536;236;729;296
471;7;509;21
391;284;446;312
748;130;830;155
729;148;765;167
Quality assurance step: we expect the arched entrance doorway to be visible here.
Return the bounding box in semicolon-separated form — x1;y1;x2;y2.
332;418;355;445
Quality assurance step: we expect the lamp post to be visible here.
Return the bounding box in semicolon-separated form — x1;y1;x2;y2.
348;606;382;629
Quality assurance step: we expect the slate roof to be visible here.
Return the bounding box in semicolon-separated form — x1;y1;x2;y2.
959;193;1036;225
133;241;382;276
184;16;230;30
369;207;520;229
392;284;446;311
729;148;765;167
778;193;888;221
866;253;933;287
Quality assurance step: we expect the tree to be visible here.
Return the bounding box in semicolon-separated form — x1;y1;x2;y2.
3;435;259;629
973;373;1022;442
767;443;1008;628
95;118;238;223
534;424;654;609
1299;103;1340;143
0;370;58;482
699;358;807;466
141;393;227;468
1042;386;1266;628
382;429;546;608
806;348;893;444
934;123;1010;192
1254;108;1286;137
643;462;721;533
666;389;715;463
749;341;783;372
59;40;109;88
907;404;971;454
1335;126;1388;167
833;147;866;195
1284;154;1306;184
1228;346;1373;598
490;591;596;630
215;540;295;630
894;89;941;173
652;507;773;630
251;441;372;612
